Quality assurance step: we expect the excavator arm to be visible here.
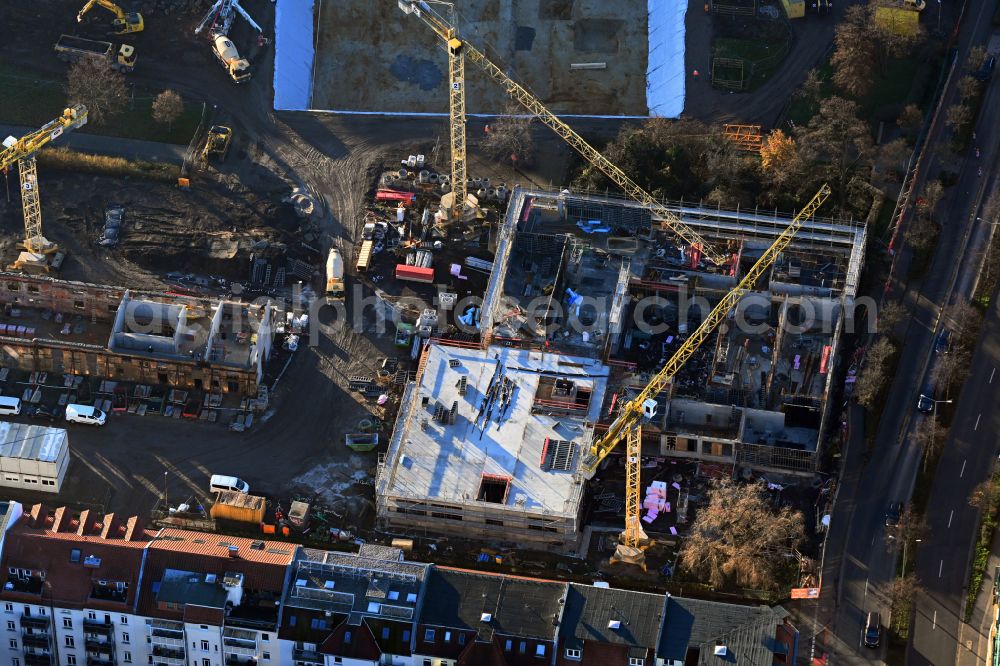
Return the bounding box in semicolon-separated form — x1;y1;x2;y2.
77;0;144;34
581;184;832;474
398;0;730;264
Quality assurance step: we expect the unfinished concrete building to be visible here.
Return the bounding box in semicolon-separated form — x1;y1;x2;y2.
377;343;607;553
379;187;865;548
0;274;273;396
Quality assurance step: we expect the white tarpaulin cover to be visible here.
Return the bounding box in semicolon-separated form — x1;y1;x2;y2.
646;0;687;118
273;0;315;110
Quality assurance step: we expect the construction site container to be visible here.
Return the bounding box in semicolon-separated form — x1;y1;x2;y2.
395;264;435;284
356;240;374;272
210;490;266;524
288;501;310;529
780;0;805;17
376;189;416;205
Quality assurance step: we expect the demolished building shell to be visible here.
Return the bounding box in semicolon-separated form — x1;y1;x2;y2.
379;187;866;550
0;274;273;396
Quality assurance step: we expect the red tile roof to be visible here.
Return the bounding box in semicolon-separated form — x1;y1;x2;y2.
0;505;154;612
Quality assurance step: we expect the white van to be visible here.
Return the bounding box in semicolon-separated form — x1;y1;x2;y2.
209;474;250;494
65;404;106;426
0;397;21;416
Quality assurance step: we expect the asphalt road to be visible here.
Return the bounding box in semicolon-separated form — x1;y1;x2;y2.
804;3;1000;662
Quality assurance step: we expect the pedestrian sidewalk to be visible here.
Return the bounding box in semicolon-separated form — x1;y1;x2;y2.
957;526;1000;666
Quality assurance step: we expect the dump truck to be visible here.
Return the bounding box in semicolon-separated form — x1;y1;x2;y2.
325;248;345;299
55;34;136;72
212;34;250;83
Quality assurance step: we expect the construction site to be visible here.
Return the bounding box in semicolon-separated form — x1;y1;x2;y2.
282;0;683;116
376;184;865;555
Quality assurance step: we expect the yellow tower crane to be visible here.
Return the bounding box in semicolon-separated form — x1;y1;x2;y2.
586;184;831;569
0;105;89;269
398;0;730;265
77;0;145;34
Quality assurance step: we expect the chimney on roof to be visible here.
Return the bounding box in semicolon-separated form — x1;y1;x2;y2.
124;516;144;541
228;545;239;558
50;507;67;533
100;514;116;540
77;509;95;536
28;504;49;528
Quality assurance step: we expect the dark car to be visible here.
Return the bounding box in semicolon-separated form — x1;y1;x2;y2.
100;204;124;247
885;502;902;527
974;55;996;82
28;405;61;422
864;612;882;648
934;329;950;354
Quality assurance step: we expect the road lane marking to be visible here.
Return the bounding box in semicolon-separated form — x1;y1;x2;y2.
961;460;968;477
949;509;954;528
975;414;982;431
991;368;996;384
933;610;937;629
940;560;945;577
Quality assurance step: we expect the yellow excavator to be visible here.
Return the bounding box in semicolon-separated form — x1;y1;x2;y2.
77;0;144;35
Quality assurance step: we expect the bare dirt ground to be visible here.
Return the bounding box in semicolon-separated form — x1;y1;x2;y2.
311;0;649;115
0;0;606;539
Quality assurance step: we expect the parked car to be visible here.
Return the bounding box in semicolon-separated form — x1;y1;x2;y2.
885;502;902;527
974;55;996;81
28;405;61;422
100;203;124;247
65;404;106;426
864;612;882;648
934;329;950;354
917;381;936;413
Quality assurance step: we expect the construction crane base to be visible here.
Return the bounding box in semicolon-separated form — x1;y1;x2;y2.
609;542;651;571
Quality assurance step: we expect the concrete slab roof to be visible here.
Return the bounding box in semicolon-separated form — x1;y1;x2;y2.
383;344;608;519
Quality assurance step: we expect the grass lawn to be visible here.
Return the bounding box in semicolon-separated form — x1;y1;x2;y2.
0;62;202;145
713;37;790;91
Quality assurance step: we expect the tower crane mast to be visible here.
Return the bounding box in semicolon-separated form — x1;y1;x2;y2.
0;105;88;258
398;0;729;264
592;185;831;568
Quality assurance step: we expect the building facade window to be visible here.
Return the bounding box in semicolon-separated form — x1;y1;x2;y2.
122;632;130;643
65;636;75;648
63;618;72;629
121;616;128;624
67;657;77;665
566;648;582;660
629;659;644;666
124;651;132;663
8;639;16;649
424;629;435;641
201;640;209;651
5;621;13;631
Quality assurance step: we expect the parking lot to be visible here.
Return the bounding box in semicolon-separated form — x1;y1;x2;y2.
0;312;402;531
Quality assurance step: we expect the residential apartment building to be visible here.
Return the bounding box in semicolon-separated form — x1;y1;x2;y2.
0;501;797;666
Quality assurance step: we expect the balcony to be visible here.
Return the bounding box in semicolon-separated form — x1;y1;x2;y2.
150;624;185;648
6;576;43;595
24;654;53;666
21;632;50;649
293;648;324;664
83;619;113;635
20;614;50;628
225;656;258;666
87;658;114;666
151;645;186;664
223;627;257;655
85;637;113;653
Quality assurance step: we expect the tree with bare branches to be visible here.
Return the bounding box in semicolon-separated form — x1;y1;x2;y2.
679;480;804;591
969;472;1000;514
152;90;184;131
946;104;973;132
897;104;924;138
482;104;534;167
831;5;876;97
888;574;921;636
910;415;941;473
877;300;908;339
66;58;128;126
855;337;896;409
